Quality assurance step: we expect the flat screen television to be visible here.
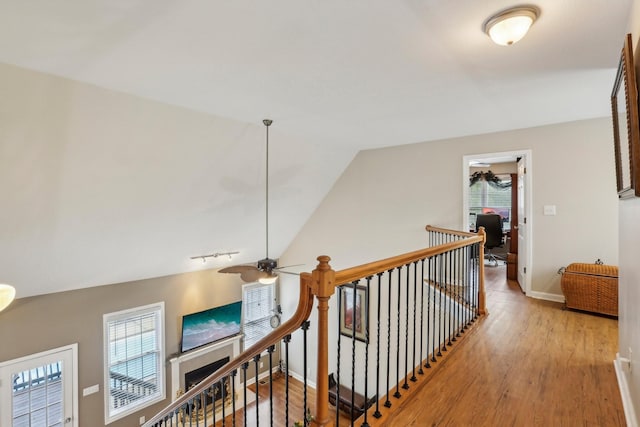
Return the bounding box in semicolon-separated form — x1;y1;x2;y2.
180;301;242;353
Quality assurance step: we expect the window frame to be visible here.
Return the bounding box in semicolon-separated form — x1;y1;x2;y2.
241;282;276;351
103;302;165;424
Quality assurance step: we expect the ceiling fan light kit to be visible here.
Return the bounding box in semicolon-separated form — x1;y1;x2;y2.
483;5;540;46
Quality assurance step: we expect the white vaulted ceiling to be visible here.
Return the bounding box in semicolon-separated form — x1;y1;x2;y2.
0;0;632;297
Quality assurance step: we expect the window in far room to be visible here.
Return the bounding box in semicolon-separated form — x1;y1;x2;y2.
469;172;512;231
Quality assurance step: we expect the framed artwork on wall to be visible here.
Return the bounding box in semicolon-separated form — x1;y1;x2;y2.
339;284;368;343
611;33;640;199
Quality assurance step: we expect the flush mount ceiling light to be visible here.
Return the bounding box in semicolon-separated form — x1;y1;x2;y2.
0;284;16;312
483;5;540;46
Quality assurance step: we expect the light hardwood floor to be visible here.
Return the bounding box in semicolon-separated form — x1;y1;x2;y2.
215;264;624;426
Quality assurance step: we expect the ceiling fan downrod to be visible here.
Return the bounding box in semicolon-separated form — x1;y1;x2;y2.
263;119;272;262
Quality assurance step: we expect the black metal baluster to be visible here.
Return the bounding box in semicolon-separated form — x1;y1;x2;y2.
253;354;261;427
384;270;393;408
403;263;410;390
302;320;310;427
200;390;205;427
394;268;402;399
460;246;466;334
350;280;357;423
200;391;205;427
190;398;194;427
374;272;383;418
410;261;418;383
473;243;479;321
418;258;425;375
436;253;443;358
456;246;461;334
362;277;371;427
242;362;249;427
453;248;460;339
194;395;199;427
465;244;473;329
462;245;469;333
231;369;237;427
447;250;454;347
207;386;213;427
221;376;226;426
424;257;432;368
460;245;466;332
283;335;291;427
268;345;275;426
427;256;434;366
336;288;342;427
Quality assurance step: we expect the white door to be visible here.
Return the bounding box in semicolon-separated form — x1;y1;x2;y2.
516;158;527;292
0;344;77;427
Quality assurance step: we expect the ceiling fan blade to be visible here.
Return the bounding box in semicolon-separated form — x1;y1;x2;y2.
219;264;257;274
277;270;300;276
274;263;305;271
240;269;273;282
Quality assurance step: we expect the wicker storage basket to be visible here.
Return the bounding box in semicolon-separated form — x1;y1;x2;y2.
560;263;618;316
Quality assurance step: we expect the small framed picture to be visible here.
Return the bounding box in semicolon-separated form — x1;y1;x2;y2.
339;285;368;343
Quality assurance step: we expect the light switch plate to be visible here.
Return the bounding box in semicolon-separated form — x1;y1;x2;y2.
543;205;556;215
82;384;99;396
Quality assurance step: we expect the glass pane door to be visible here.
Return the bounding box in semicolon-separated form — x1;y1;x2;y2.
1;345;76;427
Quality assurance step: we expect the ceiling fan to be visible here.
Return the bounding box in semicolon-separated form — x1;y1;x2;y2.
219;119;298;284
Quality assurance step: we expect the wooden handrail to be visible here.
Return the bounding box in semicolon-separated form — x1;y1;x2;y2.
425;224;476;237
142;274;315;427
333;235;483;286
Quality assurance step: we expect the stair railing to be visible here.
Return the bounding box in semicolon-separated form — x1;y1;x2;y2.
143;225;486;427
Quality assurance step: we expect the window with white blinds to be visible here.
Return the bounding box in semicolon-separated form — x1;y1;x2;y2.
242;282;275;350
103;302;165;424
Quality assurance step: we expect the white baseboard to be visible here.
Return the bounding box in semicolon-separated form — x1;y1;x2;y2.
244;365;282;387
288;369;317;390
615;353;638;427
526;290;565;303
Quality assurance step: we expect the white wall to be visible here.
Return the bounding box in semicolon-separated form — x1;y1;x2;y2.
280;117;619;382
617;2;640;424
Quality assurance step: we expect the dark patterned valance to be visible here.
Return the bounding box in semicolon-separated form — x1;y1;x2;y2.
469;170;512;189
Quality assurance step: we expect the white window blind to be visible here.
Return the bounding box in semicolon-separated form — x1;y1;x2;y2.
103;302;165;424
469;174;512;230
242;283;275;350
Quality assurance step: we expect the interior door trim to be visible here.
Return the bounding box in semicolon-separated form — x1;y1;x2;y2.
462;150;533;296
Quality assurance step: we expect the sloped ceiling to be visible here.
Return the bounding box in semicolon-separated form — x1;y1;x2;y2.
0;0;632;298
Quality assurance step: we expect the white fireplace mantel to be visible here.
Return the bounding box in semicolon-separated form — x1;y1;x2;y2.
169;334;242;401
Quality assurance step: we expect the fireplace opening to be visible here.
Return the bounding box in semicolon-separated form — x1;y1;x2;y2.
184;356;231;411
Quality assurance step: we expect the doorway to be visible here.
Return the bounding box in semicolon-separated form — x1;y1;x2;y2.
462;150;532;295
0;344;78;427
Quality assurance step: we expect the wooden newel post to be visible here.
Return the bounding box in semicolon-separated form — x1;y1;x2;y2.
477;227;487;315
310;255;336;427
